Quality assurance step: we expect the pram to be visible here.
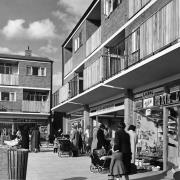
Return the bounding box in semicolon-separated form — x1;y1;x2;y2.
57;137;72;157
90;148;111;173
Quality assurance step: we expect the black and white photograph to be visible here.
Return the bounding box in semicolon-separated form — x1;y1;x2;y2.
0;0;180;180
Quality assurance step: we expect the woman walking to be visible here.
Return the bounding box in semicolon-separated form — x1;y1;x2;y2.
101;121;131;180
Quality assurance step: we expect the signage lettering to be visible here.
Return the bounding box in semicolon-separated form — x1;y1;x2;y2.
143;97;154;108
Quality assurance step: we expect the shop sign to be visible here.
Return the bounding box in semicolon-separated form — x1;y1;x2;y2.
143;97;154;108
154;91;180;106
135;100;143;109
145;109;151;116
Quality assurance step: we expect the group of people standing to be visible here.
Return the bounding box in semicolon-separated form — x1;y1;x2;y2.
91;122;137;180
4;125;41;152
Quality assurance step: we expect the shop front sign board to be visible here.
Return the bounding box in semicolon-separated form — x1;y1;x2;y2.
143;97;154;108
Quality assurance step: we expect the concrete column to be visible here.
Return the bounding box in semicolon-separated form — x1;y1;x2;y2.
83;105;90;132
177;107;180;158
11;123;15;135
62;116;69;134
163;107;168;171
124;89;134;127
89;117;93;139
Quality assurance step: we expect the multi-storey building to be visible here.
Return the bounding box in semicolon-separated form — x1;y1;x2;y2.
52;0;180;170
0;48;53;139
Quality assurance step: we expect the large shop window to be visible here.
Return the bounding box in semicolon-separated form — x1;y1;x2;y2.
26;66;46;77
104;0;122;17
0;92;16;101
74;31;82;52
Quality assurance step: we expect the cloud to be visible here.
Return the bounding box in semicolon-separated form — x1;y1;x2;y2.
52;10;77;31
53;72;62;91
53;0;92;31
1;19;58;40
0;47;12;54
57;0;92;16
0;46;39;56
39;41;58;54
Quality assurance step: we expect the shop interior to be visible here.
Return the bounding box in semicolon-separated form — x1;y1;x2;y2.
135;106;178;171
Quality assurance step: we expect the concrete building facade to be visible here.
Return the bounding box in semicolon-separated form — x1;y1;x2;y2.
52;0;180;170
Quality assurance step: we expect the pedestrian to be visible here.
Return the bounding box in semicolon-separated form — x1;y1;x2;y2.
101;121;131;180
21;125;30;150
127;125;138;163
84;125;91;154
53;137;58;153
91;126;98;152
96;123;107;150
70;124;79;157
31;125;41;152
78;128;83;154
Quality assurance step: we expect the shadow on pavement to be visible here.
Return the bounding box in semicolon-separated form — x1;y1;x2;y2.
62;177;87;180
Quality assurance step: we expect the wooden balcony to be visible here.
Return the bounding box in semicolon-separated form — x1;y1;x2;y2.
58;83;70;103
22;100;50;113
83;57;104;90
64;57;73;76
86;27;101;57
129;0;151;18
0;74;19;85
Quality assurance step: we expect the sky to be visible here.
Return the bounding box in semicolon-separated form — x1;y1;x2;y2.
0;0;93;92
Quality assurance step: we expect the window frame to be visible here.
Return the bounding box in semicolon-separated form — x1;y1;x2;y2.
0;92;16;102
26;66;46;77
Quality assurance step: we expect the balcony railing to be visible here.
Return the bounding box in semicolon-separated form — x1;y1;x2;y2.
22;100;50;113
129;0;151;18
86;27;101;57
52;90;59;107
58;83;70;103
0;74;19;85
69;75;83;98
53;0;180;106
64;57;73;76
83;57;104;90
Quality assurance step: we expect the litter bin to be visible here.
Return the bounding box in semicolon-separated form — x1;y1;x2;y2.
0;145;9;179
7;148;29;180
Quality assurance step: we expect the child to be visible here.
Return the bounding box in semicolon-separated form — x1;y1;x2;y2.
53;137;58;153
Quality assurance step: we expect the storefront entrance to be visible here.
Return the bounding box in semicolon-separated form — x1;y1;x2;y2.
135;104;180;171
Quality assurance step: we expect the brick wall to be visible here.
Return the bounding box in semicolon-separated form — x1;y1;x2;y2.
101;0;128;43
19;61;51;89
0;87;23;112
72;21;86;69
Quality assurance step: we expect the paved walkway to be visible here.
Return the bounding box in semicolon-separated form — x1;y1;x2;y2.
26;147;174;180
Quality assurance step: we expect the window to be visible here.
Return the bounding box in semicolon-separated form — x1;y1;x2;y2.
0;64;12;74
131;29;140;53
40;67;46;76
74;31;82;52
10;92;16;101
0;92;16;101
32;67;39;76
26;66;46;76
26;66;32;75
104;0;122;16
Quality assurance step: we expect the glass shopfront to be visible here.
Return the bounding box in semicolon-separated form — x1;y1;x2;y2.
134;86;180;171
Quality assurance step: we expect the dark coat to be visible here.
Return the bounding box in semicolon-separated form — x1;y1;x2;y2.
114;129;131;153
31;129;40;151
21;129;29;149
96;128;106;150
